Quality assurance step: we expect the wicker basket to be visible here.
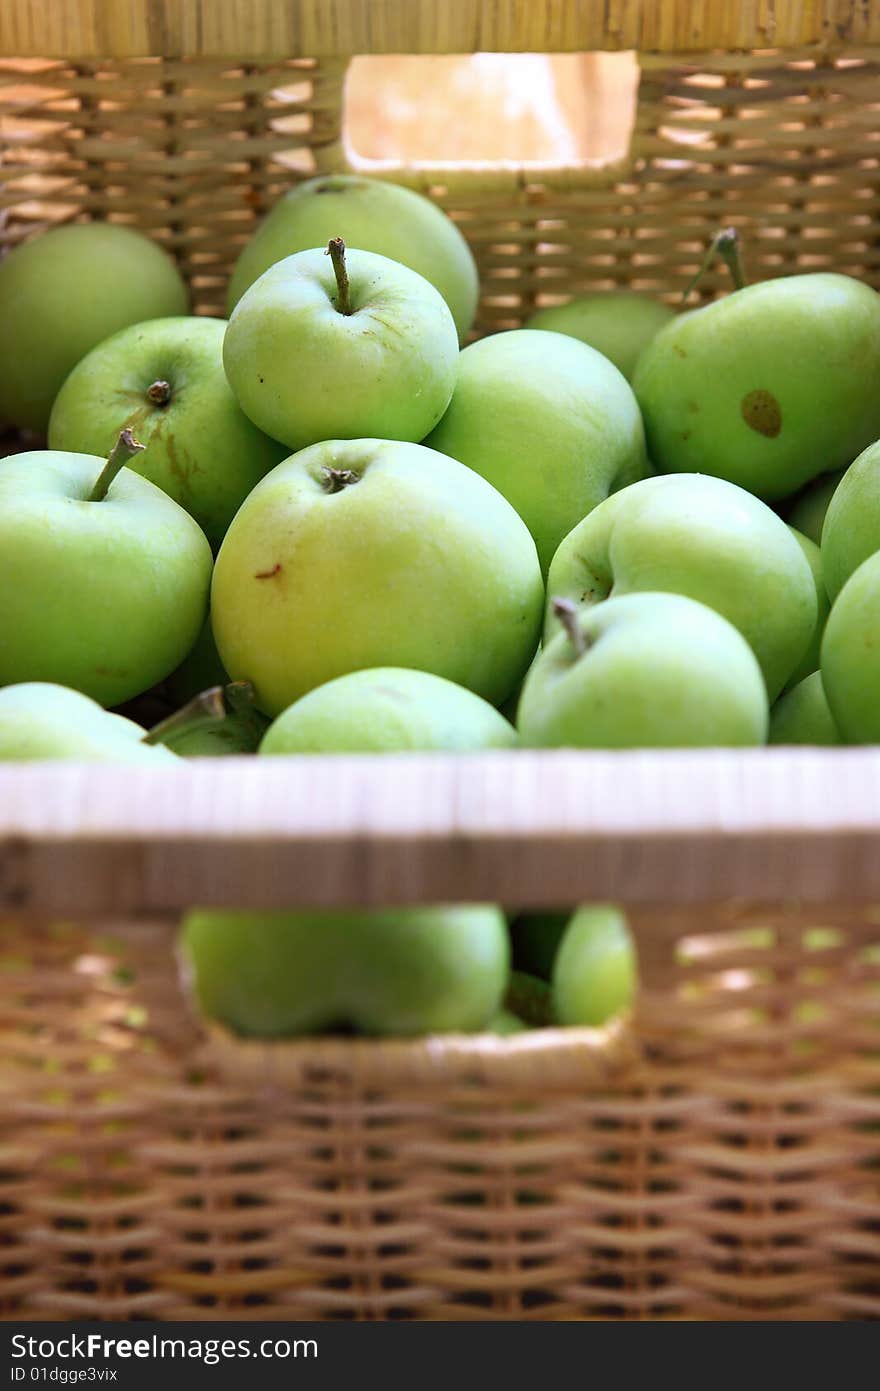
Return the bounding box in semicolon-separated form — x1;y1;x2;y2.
1;0;879;1321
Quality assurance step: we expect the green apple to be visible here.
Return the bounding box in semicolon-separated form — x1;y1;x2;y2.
224;241;458;453
519;593;768;748
769;671;841;745
227;173;479;341
525;293;674;381
48;317;286;551
0;431;213;705
633;273;880;500
552;905;637;1028
425;329;647;574
150;682;269;757
821;550;880;742
260;667;517;754
544;474;816;700
821;440;880;599
179;904;509;1037
784;527;829;690
211;438;543;715
0;683;178;762
0;222;188;434
787;469;845;545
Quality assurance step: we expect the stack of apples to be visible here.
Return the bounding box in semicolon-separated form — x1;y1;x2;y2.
3;177;880;1039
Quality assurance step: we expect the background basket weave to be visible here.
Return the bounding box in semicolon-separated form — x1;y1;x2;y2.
1;0;879;1321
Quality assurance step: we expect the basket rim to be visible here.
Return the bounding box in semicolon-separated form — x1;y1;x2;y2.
2;0;879;61
195;1013;637;1089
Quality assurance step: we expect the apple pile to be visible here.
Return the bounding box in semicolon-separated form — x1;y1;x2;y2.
4;179;880;1037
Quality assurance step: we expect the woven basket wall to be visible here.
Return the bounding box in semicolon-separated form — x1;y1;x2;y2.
1;908;878;1321
2;0;880;1321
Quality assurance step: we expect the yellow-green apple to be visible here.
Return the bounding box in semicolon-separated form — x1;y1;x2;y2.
821;550;880;742
425;328;647;573
0;431;212;705
821;440;880;599
0;223;188;434
519;594;768;748
227;173;479;341
0;683;178;762
211;438;543;715
783;527;829;690
260;667;517;754
526;293;674;381
48;317;286;550
223;240;458;451
179;904;509;1037
633;273;880;499
544;473;816;700
769;671;841;745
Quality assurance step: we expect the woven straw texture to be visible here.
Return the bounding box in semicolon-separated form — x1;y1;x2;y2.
2;1;880;1321
4;46;880;322
1;909;878;1321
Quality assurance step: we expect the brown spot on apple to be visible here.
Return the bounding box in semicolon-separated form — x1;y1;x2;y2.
741;389;781;438
255;563;282;580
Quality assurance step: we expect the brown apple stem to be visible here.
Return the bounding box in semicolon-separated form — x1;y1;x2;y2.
147;379;172;406
321;465;359;493
87;427;146;503
681;226;746;304
143;685;227;746
325;236;352;315
552;597;590;657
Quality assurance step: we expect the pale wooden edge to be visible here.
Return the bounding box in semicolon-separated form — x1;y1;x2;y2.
2;750;880;912
193;1013;636;1089
0;0;877;61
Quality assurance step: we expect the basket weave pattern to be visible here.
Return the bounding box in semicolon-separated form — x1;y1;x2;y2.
1;910;877;1321
3;49;880;328
2;10;880;1321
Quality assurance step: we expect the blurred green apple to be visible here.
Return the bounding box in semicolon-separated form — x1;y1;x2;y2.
545;474;816;700
179;904;509;1037
821;439;880;599
223;241;458;451
821;550;880;741
211;439;543;715
552;905;637;1028
0;683;178;763
525;293;674;381
227;173;479;341
0;223;188;434
634;273;880;500
48;317;286;550
786;469;845;545
769;671;841;745
0;432;212;705
519;594;768;748
260;667;517;754
425;329;647;574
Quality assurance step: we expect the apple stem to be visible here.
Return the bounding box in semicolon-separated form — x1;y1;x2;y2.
552;597;590;657
143;685;228;746
147;379;172;406
321;466;359;493
325;236;352;315
87;428;146;503
681;226;747;304
224;679;256;715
